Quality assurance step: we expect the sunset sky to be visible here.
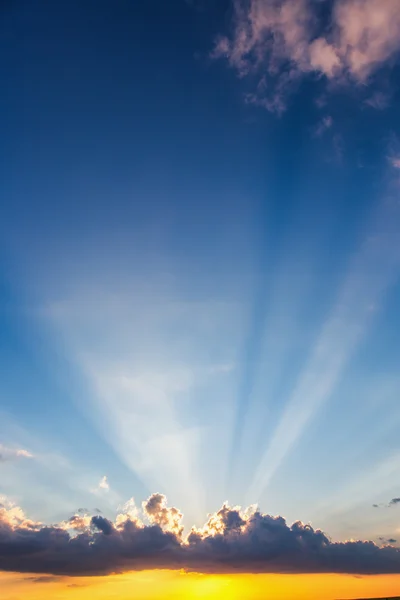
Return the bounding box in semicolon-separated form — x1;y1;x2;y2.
1;0;400;598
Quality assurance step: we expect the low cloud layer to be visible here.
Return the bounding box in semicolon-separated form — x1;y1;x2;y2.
0;494;399;577
213;0;400;112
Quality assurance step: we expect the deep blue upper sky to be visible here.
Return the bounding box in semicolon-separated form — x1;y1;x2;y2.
1;0;400;544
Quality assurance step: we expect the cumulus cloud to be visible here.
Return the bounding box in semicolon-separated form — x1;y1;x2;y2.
0;495;400;576
143;493;184;537
213;0;400;112
0;444;33;462
60;514;93;532
0;497;41;530
389;497;400;507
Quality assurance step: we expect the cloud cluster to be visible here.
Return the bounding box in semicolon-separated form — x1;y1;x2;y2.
0;444;33;463
0;494;399;577
213;0;400;112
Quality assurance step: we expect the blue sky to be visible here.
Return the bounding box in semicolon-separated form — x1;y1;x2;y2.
1;0;400;550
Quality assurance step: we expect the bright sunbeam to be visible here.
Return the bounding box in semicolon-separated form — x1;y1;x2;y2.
44;277;246;523
247;194;400;504
1;1;400;599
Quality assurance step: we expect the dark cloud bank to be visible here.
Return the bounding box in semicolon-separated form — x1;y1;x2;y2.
0;494;399;577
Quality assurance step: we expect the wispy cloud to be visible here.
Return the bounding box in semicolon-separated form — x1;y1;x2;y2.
365;91;392;110
375;497;400;508
389;497;400;507
212;0;400;112
314;115;333;137
92;475;110;494
0;444;33;463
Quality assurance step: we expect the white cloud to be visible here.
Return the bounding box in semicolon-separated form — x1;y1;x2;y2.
0;495;41;529
99;475;109;491
0;444;33;462
94;475;109;493
213;0;400;112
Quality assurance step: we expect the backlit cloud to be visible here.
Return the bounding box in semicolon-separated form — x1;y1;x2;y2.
0;496;41;530
60;514;93;532
143;493;184;537
213;0;400;112
0;494;399;577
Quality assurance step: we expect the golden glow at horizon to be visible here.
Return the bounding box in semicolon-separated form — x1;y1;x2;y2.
2;571;400;600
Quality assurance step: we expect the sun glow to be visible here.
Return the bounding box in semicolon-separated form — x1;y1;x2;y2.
2;571;400;600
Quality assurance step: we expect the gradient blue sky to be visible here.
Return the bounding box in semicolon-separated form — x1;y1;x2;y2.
1;0;400;548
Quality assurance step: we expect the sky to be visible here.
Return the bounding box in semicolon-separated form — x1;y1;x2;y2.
1;0;400;598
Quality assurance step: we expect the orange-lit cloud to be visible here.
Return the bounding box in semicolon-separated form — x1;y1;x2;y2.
0;494;399;577
212;0;400;112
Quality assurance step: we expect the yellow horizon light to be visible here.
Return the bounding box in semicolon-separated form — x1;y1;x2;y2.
1;570;400;600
